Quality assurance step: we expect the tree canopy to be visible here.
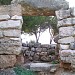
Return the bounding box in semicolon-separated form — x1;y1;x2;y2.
22;16;58;35
0;0;12;5
22;16;58;43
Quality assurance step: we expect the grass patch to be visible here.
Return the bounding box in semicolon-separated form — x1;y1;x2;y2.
14;66;37;75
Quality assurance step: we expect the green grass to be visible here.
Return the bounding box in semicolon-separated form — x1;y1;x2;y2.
14;66;37;75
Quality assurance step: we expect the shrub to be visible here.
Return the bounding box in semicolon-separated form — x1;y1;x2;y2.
14;66;37;75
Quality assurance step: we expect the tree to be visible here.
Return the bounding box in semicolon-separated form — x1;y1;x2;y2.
44;16;58;44
22;16;58;43
22;16;47;43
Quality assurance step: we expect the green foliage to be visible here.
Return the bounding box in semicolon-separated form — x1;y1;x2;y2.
22;16;46;33
14;66;37;75
51;60;59;64
0;0;12;5
22;16;58;35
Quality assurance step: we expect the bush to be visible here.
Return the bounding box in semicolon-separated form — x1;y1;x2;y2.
14;66;37;75
0;0;12;5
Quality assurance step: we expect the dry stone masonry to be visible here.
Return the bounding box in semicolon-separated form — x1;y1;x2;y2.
0;4;22;69
56;7;75;69
22;44;57;62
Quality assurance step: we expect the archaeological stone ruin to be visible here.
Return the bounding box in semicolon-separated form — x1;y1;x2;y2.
0;4;23;69
1;0;75;75
56;8;75;69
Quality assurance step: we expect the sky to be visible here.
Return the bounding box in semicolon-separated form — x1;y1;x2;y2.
21;0;75;44
66;0;75;7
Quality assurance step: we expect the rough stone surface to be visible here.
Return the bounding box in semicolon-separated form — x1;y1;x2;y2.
59;26;74;37
71;7;75;16
3;29;21;37
60;50;72;57
12;0;69;16
0;4;22;16
55;9;70;20
0;15;10;20
0;20;22;29
57;18;75;27
0;55;16;69
58;36;74;44
30;63;58;71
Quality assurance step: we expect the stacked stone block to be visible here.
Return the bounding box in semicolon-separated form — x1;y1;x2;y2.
56;8;75;69
0;4;22;69
22;44;57;62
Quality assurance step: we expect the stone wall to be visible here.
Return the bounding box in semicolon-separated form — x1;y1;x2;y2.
22;44;58;62
56;8;75;69
0;4;23;69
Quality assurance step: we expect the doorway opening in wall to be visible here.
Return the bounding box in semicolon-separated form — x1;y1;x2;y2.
21;16;58;45
21;16;59;63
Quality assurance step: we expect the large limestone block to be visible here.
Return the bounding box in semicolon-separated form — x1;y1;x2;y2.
0;38;21;46
0;46;22;55
60;44;70;50
55;9;70;20
57;18;75;27
10;4;22;16
60;56;71;63
0;15;10;20
0;20;22;29
58;36;74;44
12;0;69;10
3;29;21;38
59;26;74;37
0;4;22;16
0;55;16;69
71;7;75;16
60;50;72;57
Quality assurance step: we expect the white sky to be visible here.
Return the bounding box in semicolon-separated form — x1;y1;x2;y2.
66;0;75;7
21;0;75;44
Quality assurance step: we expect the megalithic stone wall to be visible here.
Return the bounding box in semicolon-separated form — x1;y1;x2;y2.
56;8;75;69
0;4;23;69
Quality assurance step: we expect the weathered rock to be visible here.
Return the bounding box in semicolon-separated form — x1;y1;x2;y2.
60;56;71;63
0;4;22;16
60;44;70;50
33;54;39;61
0;15;10;20
40;52;47;56
58;36;74;44
0;55;16;69
0;20;22;29
22;47;29;51
70;42;75;49
3;29;21;37
41;56;50;61
0;38;21;46
60;50;72;57
60;61;71;69
56;9;70;20
12;0;69;16
16;54;24;65
57;18;75;27
0;31;3;38
0;46;21;55
25;51;31;56
59;26;74;37
36;48;42;52
31;47;35;52
0;68;16;75
30;63;58;71
30;51;34;56
71;7;75;16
